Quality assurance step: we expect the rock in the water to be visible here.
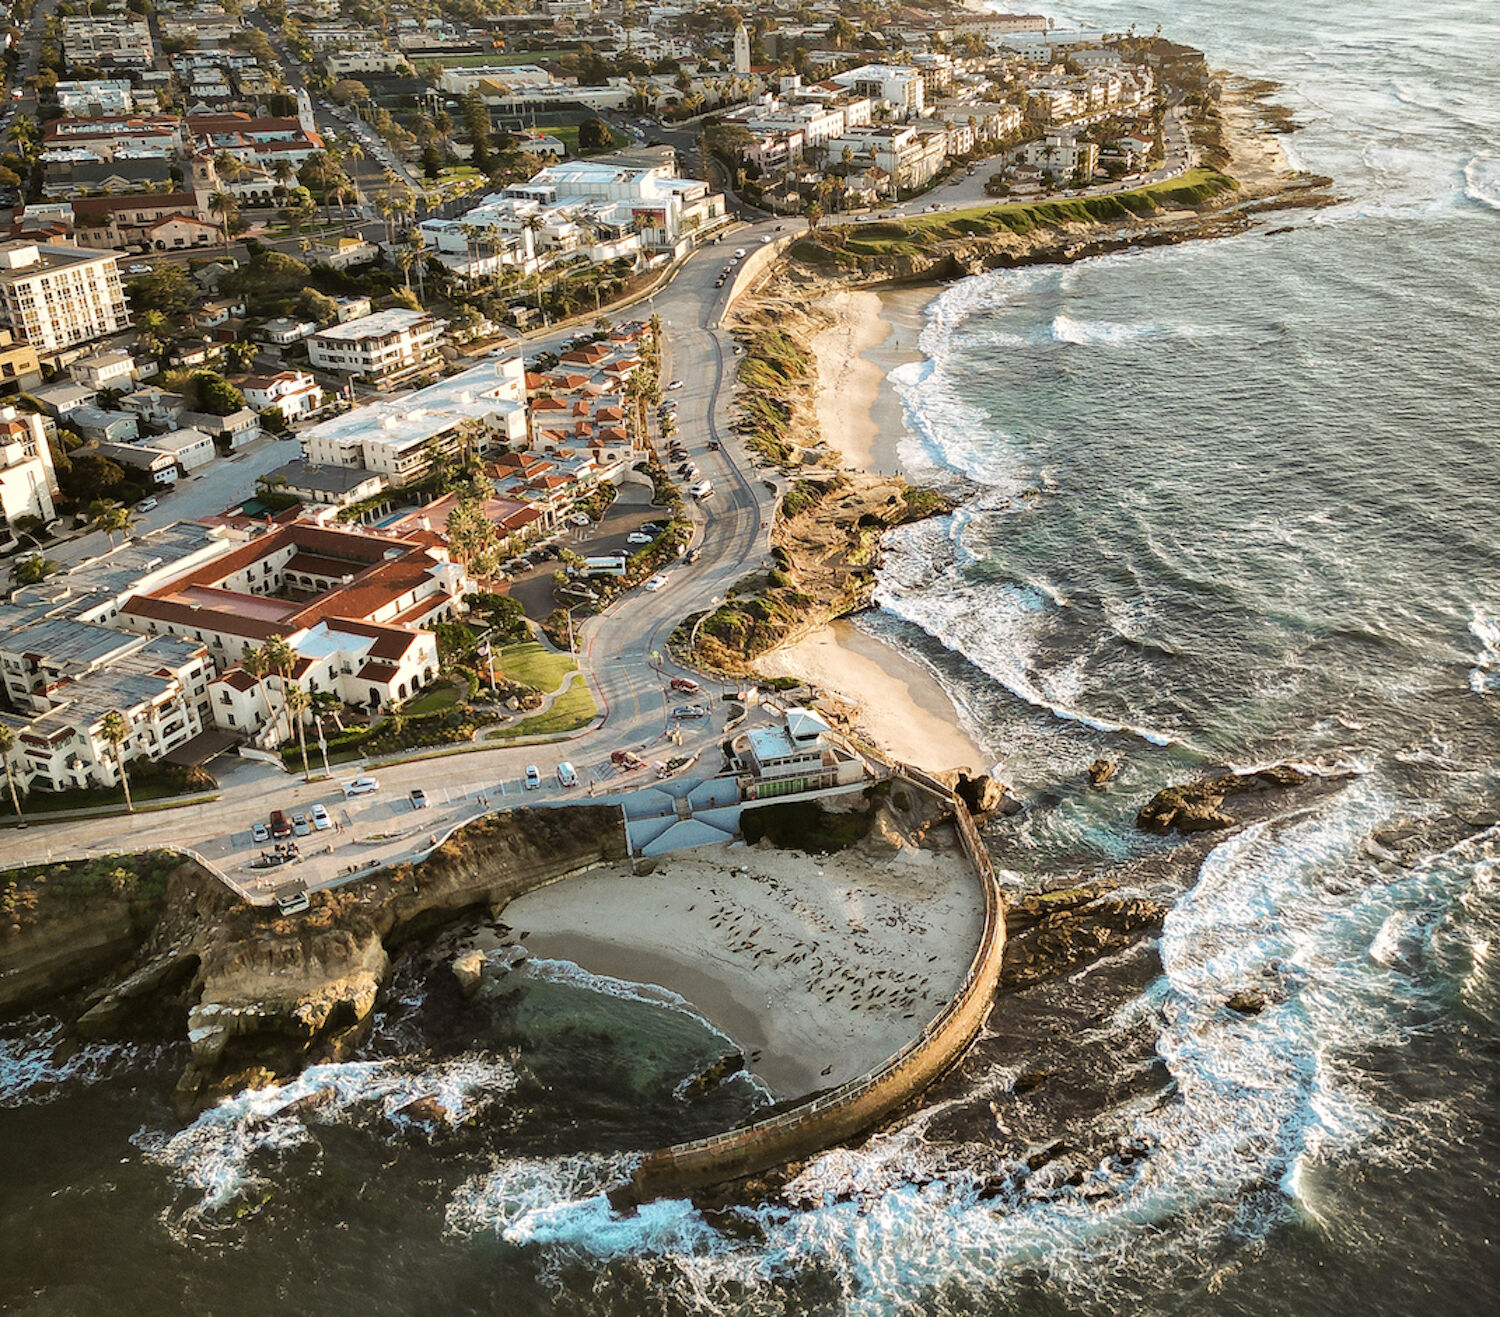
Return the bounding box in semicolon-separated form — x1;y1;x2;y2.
1087;758;1118;787
1136;765;1311;835
451;950;486;997
395;1094;450;1126
1226;988;1268;1015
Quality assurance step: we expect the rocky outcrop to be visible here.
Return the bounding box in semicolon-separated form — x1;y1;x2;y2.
47;805;627;1114
1087;759;1118;787
938;770;1021;818
1000;881;1168;994
1135;765;1310;835
451;949;487;998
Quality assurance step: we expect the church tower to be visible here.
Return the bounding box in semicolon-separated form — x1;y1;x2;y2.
296;87;317;136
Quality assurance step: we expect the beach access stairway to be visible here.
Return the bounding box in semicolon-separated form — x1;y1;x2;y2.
612;766;1005;1207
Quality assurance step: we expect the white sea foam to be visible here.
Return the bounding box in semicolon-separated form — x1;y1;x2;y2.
1467;610;1500;693
1462;153;1500;210
872;561;1182;748
0;1015;155;1106
138;1054;520;1231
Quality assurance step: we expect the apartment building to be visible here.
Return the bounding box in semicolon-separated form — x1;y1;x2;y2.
0;242;131;358
300;351;528;481
0;407;58;544
306;308;446;390
829;64;928;118
0;330;42;394
54;80;135;115
62;17;156;69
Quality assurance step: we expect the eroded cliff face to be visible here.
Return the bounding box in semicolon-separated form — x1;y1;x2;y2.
13;806;628;1114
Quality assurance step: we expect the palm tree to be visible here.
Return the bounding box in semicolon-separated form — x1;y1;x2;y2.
208;189;237;257
99;710;134;813
262;634;298;742
284;685;312;781
0;724;24;824
88;499;135;547
311;688;345;733
406;227;428;303
241;646;276;742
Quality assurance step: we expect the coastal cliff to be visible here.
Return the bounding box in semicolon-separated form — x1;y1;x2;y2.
4;807;627;1113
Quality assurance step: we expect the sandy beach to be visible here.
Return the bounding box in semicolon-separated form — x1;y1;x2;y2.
808;287;936;476
502;836;984;1099
755;618;988;776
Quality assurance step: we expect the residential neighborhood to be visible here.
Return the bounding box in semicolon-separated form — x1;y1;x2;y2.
0;0;1185;813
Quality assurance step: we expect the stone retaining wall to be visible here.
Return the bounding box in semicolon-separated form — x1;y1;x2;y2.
614;771;1005;1205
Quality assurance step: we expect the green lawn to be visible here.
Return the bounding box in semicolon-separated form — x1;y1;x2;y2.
487;677;597;740
547;122;630;157
832;169;1240;259
495;641;575;693
403;679;465;716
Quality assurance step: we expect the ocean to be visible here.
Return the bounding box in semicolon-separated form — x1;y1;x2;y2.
4;1;1499;1312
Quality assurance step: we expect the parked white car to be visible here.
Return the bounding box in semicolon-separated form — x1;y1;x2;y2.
310;804;332;830
342;776;379;796
644;573;669;592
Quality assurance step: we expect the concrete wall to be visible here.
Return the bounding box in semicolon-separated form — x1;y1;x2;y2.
615;773;1005;1205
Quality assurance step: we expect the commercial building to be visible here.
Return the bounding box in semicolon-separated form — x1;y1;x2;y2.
0;242;131;357
306;308;446;391
732;707;867;798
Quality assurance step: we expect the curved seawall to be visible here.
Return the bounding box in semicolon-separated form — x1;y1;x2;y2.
615;770;1005;1206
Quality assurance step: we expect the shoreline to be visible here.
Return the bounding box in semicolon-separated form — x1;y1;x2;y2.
504;840;984;1099
740;81;1321;773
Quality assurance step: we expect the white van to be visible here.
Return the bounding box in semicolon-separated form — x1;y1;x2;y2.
691;480;713;499
556;761;578;788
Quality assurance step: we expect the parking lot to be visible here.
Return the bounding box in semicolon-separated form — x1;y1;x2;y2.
505;480;682;621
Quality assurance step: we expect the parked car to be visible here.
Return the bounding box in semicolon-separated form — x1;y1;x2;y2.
136;497;157;512
733;248;746;257
409;788;428;810
685;548;702;564
627;531;653;545
342;776;380;797
691;480;714;499
251;821;271;844
292;812;311;837
524;764;541;790
644;573;669;591
269;809;292;839
641;522;664;533
670;677;700;692
556;762;578;788
681;465;699;480
673;705;707;720
707;440;720;451
667;379;684;390
310;804;331;830
570;512;592;525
